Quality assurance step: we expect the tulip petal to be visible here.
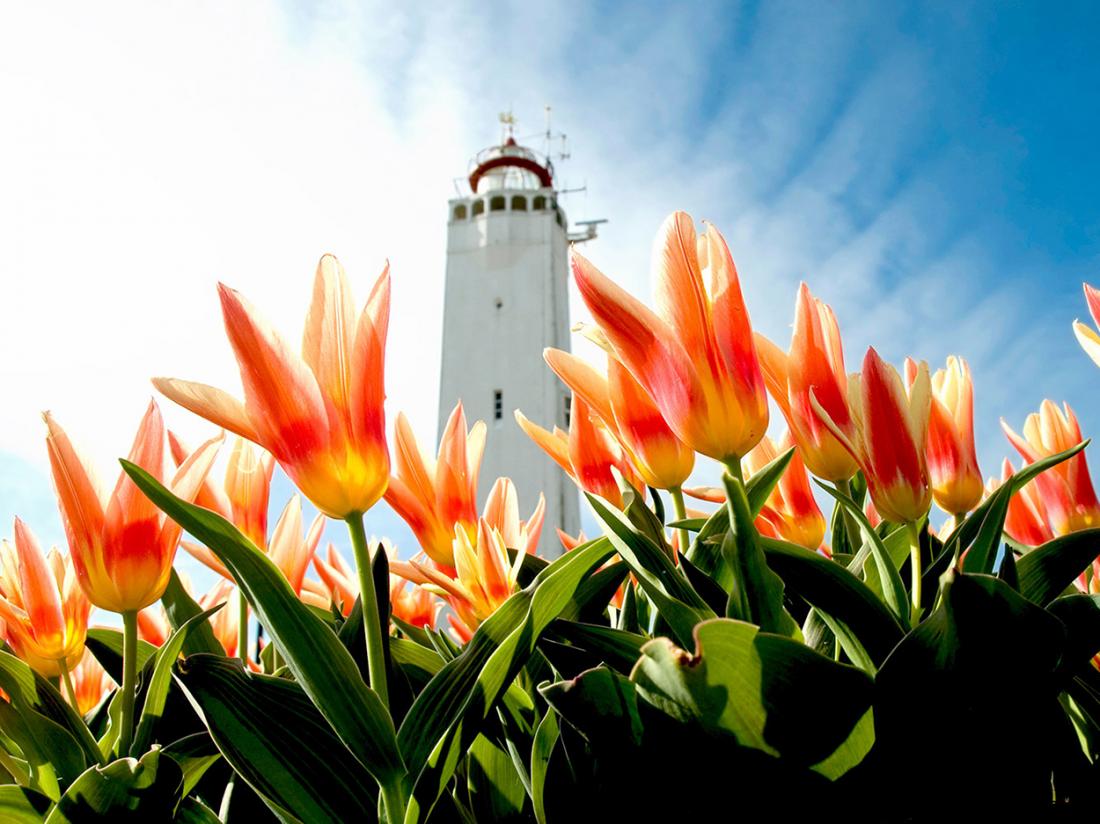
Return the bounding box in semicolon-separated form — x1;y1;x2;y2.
43;411;106;560
514;411;572;475
1073;319;1100;368
302;255;358;420
12;519;65;650
544;348;615;425
152;378;260;443
652;212;713;363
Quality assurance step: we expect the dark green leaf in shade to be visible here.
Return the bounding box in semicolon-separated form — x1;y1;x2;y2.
1016;528;1100;606
44;749;183;823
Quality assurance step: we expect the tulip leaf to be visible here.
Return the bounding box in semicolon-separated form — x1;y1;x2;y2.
0;785;52;823
120;461;405;789
43;748;183;823
466;734;527;821
174;653;377;823
760;537;906;667
161;570;225;657
816;481;910;625
586;493;714;647
160;732;220;798
0;699;82;801
1016;528;1100;606
744;446;796;516
960;480;1013;574
530;711;559;824
175;797;222;824
0;651;102;771
630;618;875;779
85;628;158;684
1046;594;1100;668
399;538;614;822
542;622;647;675
721;473;799;637
131;605;222;757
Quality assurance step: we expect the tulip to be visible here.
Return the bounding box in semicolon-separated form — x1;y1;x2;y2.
310;543;359;615
389;578;440;631
906;357;983;517
385;404;486;568
1002;400;1100;534
68;650;115;716
137;602;171;648
0;519;90;680
543;347;694;492
1073;282;1100;368
153;254;390;519
198;580;243;658
987;459;1054;547
44;401;220;614
516;394;640;508
754;283;859;483
571;212;768;465
745;435;827;550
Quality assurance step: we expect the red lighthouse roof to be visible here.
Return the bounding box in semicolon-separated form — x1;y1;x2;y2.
468;138;554;193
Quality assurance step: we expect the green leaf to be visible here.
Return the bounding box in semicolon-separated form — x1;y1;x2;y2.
120;461;405;788
960;480;1013;574
44;749;183;823
131;605;223;757
760;537;906;667
160;733;220;798
542;622;646;674
816;481;909;624
1047;594;1100;669
85;628;158;685
466;735;527;822
1016;528;1100;606
721;473;799;637
539;666;644;748
175;797;222;824
161;570;225;657
630;618;875;779
175;654;376;823
745;446;796;515
0;785;53;823
529;711;558;824
586;494;714;647
399;539;614;822
0;699;79;800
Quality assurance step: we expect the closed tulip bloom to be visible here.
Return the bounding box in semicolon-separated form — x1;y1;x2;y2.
571;212;768;464
384;404;486;568
988;459;1054;547
0;519;90;677
44;402;220;613
815;348;932;524
516;394;640;508
154;254;390;519
754;283;859;482
1002;400;1100;534
184;494;324;596
1073;282;1100;368
906;356;983;516
544;347;694;490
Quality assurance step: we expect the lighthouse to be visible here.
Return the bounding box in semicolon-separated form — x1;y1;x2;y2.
438;123;582;552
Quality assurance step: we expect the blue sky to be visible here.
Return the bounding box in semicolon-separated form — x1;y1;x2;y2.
1;1;1098;606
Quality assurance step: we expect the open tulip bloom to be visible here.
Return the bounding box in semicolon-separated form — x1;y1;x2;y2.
3;214;1100;822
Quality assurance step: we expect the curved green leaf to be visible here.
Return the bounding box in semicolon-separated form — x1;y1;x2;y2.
120;461;404;788
161;570;225;657
1016;528;1100;606
530;711;558;824
160;733;220;798
85;629;157;685
176;654;377;823
44;749;183;823
0;785;53;823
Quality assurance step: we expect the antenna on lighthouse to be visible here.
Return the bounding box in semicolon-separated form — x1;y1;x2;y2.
499;110;516;142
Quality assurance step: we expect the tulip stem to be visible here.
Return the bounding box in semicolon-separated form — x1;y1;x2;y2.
346;512;389;710
907;521;923;624
120;610;138;756
237;588;249;663
59;657;79;714
670;486;690;554
835;477;863;553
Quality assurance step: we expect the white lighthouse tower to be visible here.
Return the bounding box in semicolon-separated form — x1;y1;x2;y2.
438;121;582;553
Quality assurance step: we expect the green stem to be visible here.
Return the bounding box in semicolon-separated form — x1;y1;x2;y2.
907;521;923;625
237;588;249;663
346;512;389;710
723;457;744;485
59;656;79;714
381;779;407;824
835;477;863;552
120;610;138;756
952;512;968;539
670;486;690;555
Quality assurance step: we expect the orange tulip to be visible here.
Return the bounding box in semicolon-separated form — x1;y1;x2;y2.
1002;400;1100;535
389;577;440;631
905;357;982;516
169;434;275;550
754;283;859;482
0;519;90;677
44;401;220;613
746;435;827;550
384;403;486;568
184;494;324;596
198;579;242;658
516;394;640;508
571;212;768;464
137;602;171;647
543;347;694;491
310;542;359;615
68;650;115;716
987;459;1054;547
814;348;932;524
1073;282;1100;368
154;254;390;519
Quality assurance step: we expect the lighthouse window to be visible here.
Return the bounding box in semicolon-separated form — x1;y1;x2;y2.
493;390;503;421
490;195;506;212
452;204;467;221
511;195;527;211
532;195;546;210
472;199;485;217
